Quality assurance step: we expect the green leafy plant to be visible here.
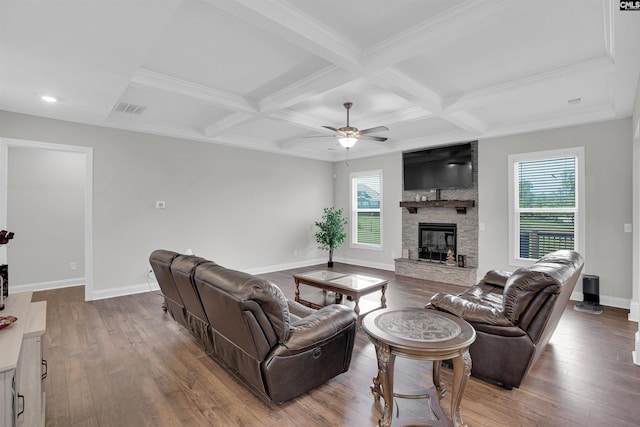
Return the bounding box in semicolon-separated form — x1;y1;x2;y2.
314;207;347;267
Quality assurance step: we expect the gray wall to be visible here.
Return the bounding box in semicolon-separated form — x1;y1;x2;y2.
0;110;334;299
7;147;85;285
332;152;403;270
478;118;634;305
1;110;635;307
333;119;634;307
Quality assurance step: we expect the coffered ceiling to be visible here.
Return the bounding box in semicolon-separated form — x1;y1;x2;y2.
1;0;639;161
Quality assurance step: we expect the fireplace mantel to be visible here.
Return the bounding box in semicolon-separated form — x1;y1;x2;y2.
400;200;475;214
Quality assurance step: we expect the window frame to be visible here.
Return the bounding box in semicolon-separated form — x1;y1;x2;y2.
508;147;585;266
350;169;383;251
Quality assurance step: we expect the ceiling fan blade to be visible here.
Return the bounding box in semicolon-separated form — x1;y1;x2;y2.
358;126;389;135
322;125;340;133
360;135;388;142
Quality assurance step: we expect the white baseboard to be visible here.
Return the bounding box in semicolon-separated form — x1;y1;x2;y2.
245;258;327;275
16;267;632;314
334;256;395;272
629;301;640;322
11;277;85;293
570;290;631;310
91;280;160;301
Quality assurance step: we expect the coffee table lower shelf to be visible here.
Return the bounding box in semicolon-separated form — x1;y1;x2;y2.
296;289;384;323
292;271;388;326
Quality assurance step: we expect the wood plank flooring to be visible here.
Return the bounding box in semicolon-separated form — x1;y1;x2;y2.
30;262;640;426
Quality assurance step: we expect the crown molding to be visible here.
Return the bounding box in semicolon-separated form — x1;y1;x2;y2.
132;69;256;113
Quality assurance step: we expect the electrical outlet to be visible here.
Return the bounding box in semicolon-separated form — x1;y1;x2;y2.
69;262;77;271
624;223;632;233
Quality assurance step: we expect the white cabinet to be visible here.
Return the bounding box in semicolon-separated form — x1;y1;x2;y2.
0;369;18;427
0;293;46;427
18;301;46;427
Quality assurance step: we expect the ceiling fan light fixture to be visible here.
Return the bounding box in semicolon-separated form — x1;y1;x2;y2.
338;136;358;148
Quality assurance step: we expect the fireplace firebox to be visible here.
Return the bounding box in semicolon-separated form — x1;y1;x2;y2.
418;223;457;263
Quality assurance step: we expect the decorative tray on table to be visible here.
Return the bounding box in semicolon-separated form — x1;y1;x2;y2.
0;316;17;330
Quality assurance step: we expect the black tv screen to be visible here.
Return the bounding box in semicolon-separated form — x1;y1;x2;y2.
403;143;473;190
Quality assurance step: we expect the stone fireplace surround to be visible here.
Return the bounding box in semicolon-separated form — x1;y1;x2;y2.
395;142;479;287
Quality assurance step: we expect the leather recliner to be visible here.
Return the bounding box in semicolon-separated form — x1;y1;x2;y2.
426;250;584;389
170;254;214;353
149;250;357;403
149;250;187;329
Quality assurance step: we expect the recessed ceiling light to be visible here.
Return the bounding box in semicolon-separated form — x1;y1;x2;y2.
41;95;57;103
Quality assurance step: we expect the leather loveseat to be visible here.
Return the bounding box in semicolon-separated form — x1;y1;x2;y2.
149;249;357;403
426;250;584;389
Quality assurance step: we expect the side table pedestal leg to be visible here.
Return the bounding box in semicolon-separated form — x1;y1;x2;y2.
451;349;472;427
373;343;395;427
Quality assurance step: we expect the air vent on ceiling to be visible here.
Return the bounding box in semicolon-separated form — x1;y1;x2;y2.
113;101;148;115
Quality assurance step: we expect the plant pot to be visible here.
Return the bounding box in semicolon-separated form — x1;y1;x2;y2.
327;261;334;268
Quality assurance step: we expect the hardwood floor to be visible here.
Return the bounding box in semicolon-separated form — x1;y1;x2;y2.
31;263;640;426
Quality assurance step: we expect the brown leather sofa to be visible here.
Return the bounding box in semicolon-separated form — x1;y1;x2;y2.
426;250;584;389
149;249;357;403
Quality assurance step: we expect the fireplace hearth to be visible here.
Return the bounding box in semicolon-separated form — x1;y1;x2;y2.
418;223;457;263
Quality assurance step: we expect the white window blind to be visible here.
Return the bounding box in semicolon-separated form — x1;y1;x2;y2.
351;171;382;248
514;155;578;260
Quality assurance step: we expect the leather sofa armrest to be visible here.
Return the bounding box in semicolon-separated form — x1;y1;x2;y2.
428;292;513;326
279;305;356;354
287;299;317;319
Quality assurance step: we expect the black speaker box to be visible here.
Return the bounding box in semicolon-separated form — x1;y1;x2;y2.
0;264;7;298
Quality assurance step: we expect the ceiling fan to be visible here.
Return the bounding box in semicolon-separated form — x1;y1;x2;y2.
322;102;388;149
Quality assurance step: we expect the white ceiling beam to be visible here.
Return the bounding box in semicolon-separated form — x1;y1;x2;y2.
363;0;509;70
369;67;443;113
259;65;355;114
603;0;615;61
204;112;256;138
360;106;432;129
368;67;486;134
209;0;363;72
268;109;332;132
132;69;257;113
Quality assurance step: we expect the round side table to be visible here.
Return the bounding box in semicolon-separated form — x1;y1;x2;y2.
362;308;476;427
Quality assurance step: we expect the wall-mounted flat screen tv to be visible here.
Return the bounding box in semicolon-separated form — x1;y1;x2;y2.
403;142;473;190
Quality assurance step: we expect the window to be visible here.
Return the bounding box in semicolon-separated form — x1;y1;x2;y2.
351;170;382;249
509;147;584;264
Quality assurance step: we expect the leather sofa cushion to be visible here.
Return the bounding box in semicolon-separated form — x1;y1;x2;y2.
195;264;291;342
503;250;580;323
429;289;512;326
482;270;512;287
503;270;556;323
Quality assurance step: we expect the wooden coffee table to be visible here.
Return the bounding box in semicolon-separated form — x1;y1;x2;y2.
362;308;476;427
292;270;388;325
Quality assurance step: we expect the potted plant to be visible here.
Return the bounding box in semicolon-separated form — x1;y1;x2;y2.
315;207;347;268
